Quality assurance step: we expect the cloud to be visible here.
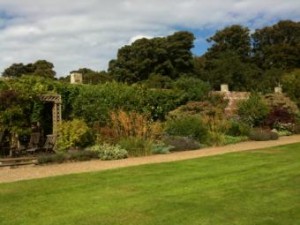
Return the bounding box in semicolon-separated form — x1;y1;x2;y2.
0;0;299;76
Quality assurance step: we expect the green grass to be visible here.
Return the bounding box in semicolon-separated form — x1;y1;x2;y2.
0;143;300;225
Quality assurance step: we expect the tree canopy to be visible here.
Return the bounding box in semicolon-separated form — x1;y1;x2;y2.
2;60;56;79
108;31;195;83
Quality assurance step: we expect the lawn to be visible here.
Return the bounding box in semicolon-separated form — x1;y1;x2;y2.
0;143;299;225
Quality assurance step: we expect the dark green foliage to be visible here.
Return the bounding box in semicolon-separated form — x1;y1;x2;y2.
206;25;251;61
142;74;173;89
249;128;279;141
2;63;31;78
32;60;56;79
223;135;248;145
292;123;300;134
202;25;254;90
237;93;270;127
2;60;56;79
227;119;251;136
281;69;300;108
165;116;208;143
0;89;35;134
37;151;99;164
172;76;210;101
203;51;262;91
71;82;183;124
109;31;195;83
162;135;202;151
37;153;65;164
195;20;300;91
252;20;300;70
67;150;99;161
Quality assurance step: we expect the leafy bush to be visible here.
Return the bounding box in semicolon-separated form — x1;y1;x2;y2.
248;128;279;141
71;82;183;124
223;135;248;145
237;93;270;127
162;135;202;151
281;69;300;108
118;137;153;157
292;124;300;134
151;142;173;154
165;116;208;143
264;93;299;128
37;153;65;164
172;76;210;101
67;150;98;161
88;143;128;160
227;119;251;136
205;131;226;146
277;130;292;137
55;119;90;152
37;151;99;164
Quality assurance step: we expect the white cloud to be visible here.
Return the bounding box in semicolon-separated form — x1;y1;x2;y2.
0;0;299;76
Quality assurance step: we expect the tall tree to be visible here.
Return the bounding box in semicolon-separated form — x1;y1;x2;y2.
2;60;56;79
252;20;300;70
2;63;34;78
32;60;56;79
205;25;251;61
201;25;254;90
108;31;195;83
203;51;261;91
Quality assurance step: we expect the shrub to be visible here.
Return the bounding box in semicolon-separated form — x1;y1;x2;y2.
118;137;153;157
162;135;202;151
277;130;292;137
37;153;65;164
248;128;279;141
237;93;270;127
151;142;173;154
165;116;208;143
227;119;251;136
205;131;226;146
223;135;248;145
172;76;210;102
67;150;98;161
88;143;128;160
292;124;300;134
37;151;99;164
56;119;90;152
109;110;162;141
281;69;300;108
264;93;299;128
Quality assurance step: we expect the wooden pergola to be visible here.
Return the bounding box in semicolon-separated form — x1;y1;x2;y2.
39;94;62;135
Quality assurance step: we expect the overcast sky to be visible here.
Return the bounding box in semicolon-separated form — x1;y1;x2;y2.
0;0;299;77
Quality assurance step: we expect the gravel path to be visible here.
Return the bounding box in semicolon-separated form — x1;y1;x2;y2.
1;135;299;184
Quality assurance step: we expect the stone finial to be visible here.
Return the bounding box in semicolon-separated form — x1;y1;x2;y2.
274;86;282;93
70;72;83;84
221;84;229;92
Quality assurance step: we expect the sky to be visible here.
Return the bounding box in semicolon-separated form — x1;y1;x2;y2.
0;0;299;77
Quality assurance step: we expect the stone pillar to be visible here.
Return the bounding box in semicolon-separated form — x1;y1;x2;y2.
221;84;229;92
52;96;62;135
274;86;282;93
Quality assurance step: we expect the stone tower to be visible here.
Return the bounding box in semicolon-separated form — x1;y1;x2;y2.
70;72;83;84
